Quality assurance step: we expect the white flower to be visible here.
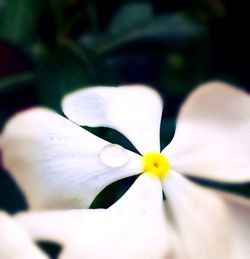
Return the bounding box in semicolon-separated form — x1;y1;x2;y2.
1;81;250;259
16;174;177;259
0;211;48;259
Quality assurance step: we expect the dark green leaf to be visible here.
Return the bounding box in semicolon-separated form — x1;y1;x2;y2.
37;241;62;259
98;14;207;54
160;45;210;95
0;0;6;21
160;118;176;149
90;176;137;209
190;177;250;199
108;2;153;35
0;0;44;43
35;42;92;112
0;72;35;94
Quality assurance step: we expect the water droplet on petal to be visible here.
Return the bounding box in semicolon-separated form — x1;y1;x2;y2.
99;144;129;168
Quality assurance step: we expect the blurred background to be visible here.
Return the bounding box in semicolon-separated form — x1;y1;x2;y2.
0;0;249;219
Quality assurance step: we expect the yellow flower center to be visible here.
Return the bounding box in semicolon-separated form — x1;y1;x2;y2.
142;152;171;180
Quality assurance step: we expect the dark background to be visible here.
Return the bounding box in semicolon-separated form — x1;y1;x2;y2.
0;0;249;213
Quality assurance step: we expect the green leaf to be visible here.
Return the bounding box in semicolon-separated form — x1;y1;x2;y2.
0;0;6;20
160;118;176;149
0;0;44;44
98;14;207;54
0;72;35;94
90;176;136;209
160;46;210;95
35;42;92;112
108;2;153;35
190;177;250;199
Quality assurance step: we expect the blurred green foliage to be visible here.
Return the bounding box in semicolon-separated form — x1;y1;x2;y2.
0;0;210;112
0;0;249;220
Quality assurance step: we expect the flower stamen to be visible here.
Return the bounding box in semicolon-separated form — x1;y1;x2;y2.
142;152;171;180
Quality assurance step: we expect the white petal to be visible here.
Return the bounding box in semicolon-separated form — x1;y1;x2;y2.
0;212;48;259
1;108;141;209
163;171;232;259
163;81;250;182
16;209;104;245
17;174;178;259
217;193;250;259
62;85;163;154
